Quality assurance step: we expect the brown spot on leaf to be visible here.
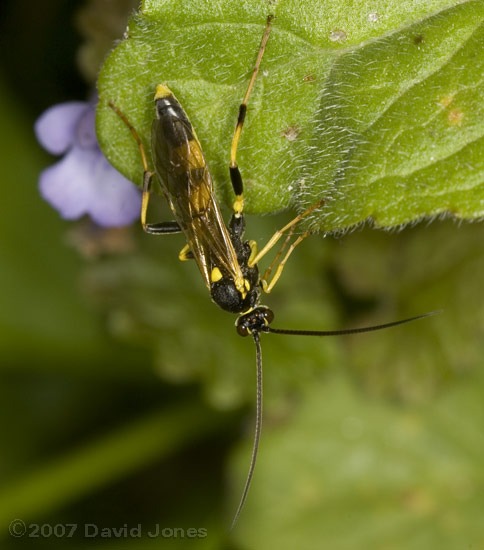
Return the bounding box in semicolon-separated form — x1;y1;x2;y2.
438;95;454;108
448;109;464;126
330;29;347;43
280;125;300;141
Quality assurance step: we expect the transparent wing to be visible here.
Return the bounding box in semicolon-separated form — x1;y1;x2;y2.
151;115;243;289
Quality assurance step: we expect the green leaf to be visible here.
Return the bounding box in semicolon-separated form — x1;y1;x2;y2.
230;370;484;548
97;0;484;230
329;220;484;401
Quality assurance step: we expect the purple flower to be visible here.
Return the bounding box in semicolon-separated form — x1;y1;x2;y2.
35;100;141;227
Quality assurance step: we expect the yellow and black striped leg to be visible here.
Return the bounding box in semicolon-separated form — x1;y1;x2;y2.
109;101;182;236
261;230;312;294
141;171;182;235
229;14;273;216
248;198;325;268
178;244;194;261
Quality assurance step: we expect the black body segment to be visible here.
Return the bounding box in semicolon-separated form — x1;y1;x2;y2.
150;85;248;304
210;213;260;313
154;95;195;148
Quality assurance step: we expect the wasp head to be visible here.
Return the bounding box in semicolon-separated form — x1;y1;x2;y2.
235;306;274;337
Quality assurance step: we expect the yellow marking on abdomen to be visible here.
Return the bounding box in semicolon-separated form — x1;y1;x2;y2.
211;267;223;282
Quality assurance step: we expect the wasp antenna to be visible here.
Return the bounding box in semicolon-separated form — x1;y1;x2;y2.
264;310;442;337
231;332;263;530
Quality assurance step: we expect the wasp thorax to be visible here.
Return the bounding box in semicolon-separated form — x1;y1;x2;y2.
211;277;259;314
235;306;275;337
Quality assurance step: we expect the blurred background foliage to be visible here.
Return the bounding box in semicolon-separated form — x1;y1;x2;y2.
0;1;483;549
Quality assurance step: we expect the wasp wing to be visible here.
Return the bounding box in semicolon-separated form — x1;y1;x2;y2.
151;106;243;289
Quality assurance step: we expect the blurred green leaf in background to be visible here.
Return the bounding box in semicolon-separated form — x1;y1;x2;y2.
1;1;484;549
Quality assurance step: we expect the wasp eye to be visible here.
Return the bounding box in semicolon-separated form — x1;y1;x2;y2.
236;320;250;337
264;308;274;325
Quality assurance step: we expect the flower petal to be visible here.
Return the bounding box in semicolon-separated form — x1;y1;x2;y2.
88;154;142;227
76;105;98;150
35;102;88;155
39;147;94;219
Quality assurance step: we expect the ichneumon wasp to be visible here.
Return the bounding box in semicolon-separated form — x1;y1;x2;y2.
108;15;437;529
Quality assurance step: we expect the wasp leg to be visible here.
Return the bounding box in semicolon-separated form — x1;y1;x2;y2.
143;221;182;235
109;101;149;173
248;198;325;268
230;15;273;217
248;239;258;266
178;244;194;261
109;101;183;236
141;171;183;235
261;227;295;282
261;231;312;294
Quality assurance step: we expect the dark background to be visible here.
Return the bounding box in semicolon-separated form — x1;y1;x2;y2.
1;1;483;549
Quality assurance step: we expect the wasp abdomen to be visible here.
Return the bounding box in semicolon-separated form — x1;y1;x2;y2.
154;85;194;148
